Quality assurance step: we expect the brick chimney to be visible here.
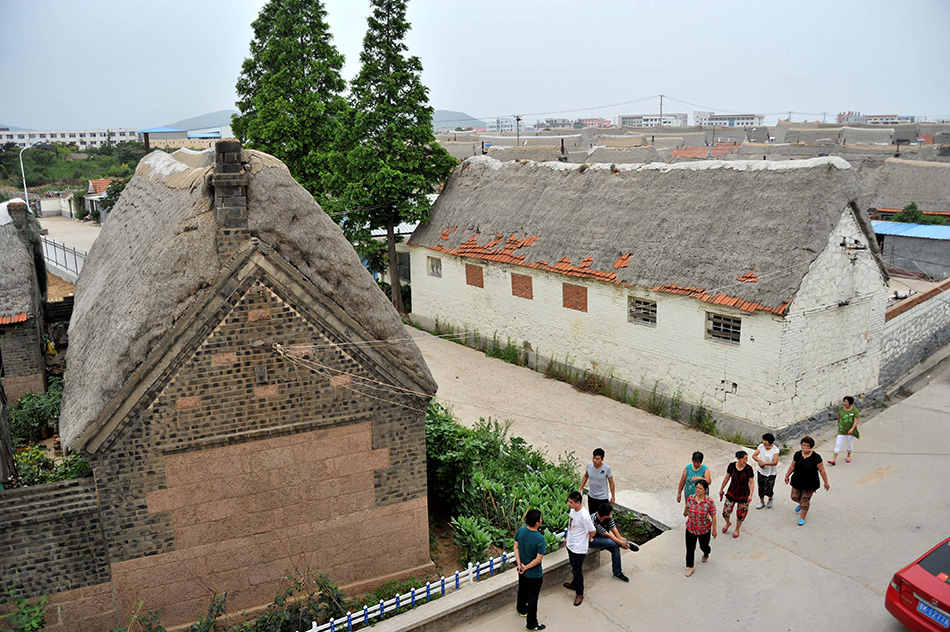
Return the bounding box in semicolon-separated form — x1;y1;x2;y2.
211;140;250;263
7;201;28;232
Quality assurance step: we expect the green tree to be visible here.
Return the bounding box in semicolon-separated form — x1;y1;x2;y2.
231;0;348;206
97;176;129;219
891;201;949;226
336;0;456;313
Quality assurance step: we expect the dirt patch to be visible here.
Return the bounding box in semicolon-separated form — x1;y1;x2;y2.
47;272;75;300
429;510;465;577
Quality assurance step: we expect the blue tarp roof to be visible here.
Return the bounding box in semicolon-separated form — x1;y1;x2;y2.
137;126;185;134
187;130;221;139
873;221;950;241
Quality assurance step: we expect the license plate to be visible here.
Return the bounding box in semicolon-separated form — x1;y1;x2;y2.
918;600;950;629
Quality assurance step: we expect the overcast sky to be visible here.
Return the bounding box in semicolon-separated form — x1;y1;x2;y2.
1;0;948;130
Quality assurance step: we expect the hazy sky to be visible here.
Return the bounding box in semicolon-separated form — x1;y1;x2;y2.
1;0;948;130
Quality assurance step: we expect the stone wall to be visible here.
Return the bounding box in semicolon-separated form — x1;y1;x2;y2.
880;279;950;386
0;316;46;399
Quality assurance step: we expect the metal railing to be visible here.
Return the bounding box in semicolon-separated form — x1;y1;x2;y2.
40;236;86;276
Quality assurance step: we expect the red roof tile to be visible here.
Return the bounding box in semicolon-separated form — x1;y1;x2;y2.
89;178;116;195
0;313;28;325
737;271;759;283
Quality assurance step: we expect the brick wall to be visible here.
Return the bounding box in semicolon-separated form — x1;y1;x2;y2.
880;279;950;385
465;263;484;288
87;267;432;628
0;479;109;599
511;273;533;300
0;317;47;399
561;283;587;312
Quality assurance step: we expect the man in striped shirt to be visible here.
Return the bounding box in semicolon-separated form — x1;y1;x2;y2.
590;503;640;582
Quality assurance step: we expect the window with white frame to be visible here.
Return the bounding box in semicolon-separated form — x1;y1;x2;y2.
427;256;442;278
628;297;657;326
706;312;741;344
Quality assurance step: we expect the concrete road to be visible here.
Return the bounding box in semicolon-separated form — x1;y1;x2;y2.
409;327;950;631
39;215;101;252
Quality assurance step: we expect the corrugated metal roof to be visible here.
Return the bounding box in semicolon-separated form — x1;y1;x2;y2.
872;220;950;241
137;126;185;134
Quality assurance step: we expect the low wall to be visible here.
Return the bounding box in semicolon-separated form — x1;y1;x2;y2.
0;477;110;598
880;279;950;386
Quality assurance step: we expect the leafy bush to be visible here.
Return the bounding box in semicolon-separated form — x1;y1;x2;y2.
13;445;91;486
8;377;62;446
645;381;668;417
426;403;576;564
0;589;48;632
485;334;524;366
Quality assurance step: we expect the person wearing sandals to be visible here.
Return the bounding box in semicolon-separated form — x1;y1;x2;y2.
684;479;717;577
719;450;755;538
784;436;831;526
752;434;780;509
831;396;860;465
677;451;712;505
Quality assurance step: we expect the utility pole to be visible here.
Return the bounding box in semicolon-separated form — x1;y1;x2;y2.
659;94;664;128
787;111;792;122
516;115;522;145
822;112;827;123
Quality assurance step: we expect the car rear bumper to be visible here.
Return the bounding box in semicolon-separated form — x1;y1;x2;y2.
887;586;950;632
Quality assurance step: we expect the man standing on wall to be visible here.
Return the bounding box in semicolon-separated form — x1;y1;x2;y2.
515;509;547;630
579;448;615;515
563;491;596;606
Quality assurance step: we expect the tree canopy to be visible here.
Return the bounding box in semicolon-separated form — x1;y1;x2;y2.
336;0;456;312
891;201;950;226
232;0;348;205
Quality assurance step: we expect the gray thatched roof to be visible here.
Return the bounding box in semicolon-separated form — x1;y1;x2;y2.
61;147;435;447
0;220;38;321
859;157;950;212
841;126;892;145
411;156;872;314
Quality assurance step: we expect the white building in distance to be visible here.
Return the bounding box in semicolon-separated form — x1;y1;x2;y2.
694;111;765;127
619;113;688;127
1;128;139;149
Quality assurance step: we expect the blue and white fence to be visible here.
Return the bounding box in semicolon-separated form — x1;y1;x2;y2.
298;546;534;632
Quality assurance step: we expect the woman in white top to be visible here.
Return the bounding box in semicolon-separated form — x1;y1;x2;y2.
752;433;780;509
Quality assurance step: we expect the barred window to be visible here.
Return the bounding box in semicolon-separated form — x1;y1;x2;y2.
427;256;442;278
628;297;657;326
706;313;741;344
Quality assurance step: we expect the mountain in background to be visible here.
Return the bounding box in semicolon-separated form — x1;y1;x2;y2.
0;123;26;131
164;109;237;131
433;110;486;130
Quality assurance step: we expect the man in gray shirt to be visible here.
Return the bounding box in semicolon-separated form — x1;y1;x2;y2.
578;448;615;515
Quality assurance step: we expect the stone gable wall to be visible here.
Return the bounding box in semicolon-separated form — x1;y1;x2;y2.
0;317;46;399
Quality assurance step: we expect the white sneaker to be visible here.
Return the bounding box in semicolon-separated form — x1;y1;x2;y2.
755;502;765;509
767;498;774;509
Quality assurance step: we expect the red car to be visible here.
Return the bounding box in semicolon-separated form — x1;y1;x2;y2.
887;537;950;631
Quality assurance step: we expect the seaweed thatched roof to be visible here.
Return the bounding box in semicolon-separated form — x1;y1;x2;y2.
0;209;38;322
61;147;435;447
411;156;872;315
859;157;950;213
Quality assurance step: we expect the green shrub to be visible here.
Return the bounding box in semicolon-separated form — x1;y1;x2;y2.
485;334;523;366
0;589;48;632
8;377;63;446
13;445;91;486
450;515;492;566
645;381;667;417
688;402;717;435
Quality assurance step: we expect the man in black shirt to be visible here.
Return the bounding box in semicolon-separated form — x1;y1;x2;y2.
590;503;639;582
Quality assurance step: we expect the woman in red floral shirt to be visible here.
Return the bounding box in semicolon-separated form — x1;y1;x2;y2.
683;479;717;577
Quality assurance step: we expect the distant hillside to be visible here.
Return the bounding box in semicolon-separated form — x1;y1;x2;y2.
0;123;26;131
164;109;237;131
433;110;486;131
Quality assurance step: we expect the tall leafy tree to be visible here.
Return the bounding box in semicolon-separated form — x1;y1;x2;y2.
232;0;348;205
338;0;456;313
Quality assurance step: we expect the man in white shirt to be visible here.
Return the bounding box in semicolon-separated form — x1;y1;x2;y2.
563;491;596;606
752;432;781;509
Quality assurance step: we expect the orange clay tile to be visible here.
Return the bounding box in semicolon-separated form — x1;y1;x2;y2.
0;313;28;325
416;235;789;314
737;271;759;283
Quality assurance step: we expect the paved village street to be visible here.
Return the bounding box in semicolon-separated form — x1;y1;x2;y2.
409;326;950;632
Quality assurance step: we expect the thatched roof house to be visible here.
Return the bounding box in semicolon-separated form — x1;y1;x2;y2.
411;155;875;314
859;157;950;213
409;155;888;433
61;145;434;448
0;201;40;325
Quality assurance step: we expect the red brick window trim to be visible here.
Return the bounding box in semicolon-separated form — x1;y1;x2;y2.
465;264;484;288
511;273;533;299
562;283;587;312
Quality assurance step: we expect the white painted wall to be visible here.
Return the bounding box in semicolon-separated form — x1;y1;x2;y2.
412;209;890;429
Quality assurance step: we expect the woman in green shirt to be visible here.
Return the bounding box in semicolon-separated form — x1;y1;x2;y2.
831;395;859;465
